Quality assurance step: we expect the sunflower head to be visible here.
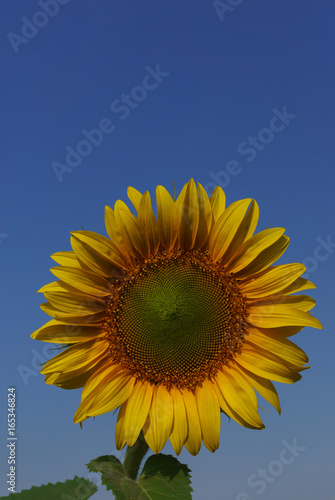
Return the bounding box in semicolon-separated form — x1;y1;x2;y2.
32;179;322;455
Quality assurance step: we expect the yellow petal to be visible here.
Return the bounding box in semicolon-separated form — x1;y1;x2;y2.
43;291;104;315
209;198;252;262
235;364;281;414
114;199;132;213
138;191;160;256
212;378;260;429
76;370;135;421
182;389;202;456
41;339;109;375
227;228;285;273
143;385;173;453
117;381;153;448
176;179;199;251
40;301;101;320
71;234;124;277
51;251;81;268
174;182;188;206
240;263;305;298
209;186;226;223
239;199;259;242
224;200;259;263
279;277;316;295
246;325;304;339
246;330;308;365
169;389;188;456
80;361;121;403
38;279;105;299
114;208;149;259
215;368;264;428
72;231;125;265
45;358;108;390
38;281;67;293
45;370;90;390
196;380;220;452
280;295;315;312
248;304;323;329
193;183;212;249
127;186;143;212
235;346;302;384
40;302;105;323
250;295;316;312
234;235;289;278
50;266;110;297
114;403;127;450
104;206;130;259
156;185;178;251
31;319;103;343
86;372;134;417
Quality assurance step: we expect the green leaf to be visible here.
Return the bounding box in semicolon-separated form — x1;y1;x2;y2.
138;454;193;499
1;476;97;500
87;455;136;500
87;453;193;500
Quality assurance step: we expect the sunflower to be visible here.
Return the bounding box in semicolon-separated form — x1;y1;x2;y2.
32;179;322;455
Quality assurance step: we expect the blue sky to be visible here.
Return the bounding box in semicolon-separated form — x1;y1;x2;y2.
1;1;334;499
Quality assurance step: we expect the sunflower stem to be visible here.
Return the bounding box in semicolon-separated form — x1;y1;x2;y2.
123;432;149;480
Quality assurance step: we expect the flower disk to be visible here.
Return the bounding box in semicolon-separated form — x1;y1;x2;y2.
105;250;247;390
32;179;322;456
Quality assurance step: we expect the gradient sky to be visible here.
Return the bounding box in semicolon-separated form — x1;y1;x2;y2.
1;1;335;499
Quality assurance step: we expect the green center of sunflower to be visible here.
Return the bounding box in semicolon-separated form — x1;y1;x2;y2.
104;250;247;390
